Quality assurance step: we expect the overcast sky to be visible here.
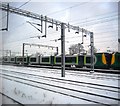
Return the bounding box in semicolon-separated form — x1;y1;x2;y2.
1;0;119;56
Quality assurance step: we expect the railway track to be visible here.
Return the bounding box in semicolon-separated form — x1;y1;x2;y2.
28;64;120;74
2;63;120;74
2;69;120;91
39;69;119;80
1;65;119;80
1;69;119;105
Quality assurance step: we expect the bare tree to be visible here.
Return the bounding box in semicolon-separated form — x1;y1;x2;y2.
87;46;97;54
69;43;85;55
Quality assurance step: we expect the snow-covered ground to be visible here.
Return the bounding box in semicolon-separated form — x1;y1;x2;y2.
0;93;21;105
0;65;119;105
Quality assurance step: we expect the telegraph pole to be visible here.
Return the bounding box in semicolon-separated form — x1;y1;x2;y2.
6;3;9;31
61;23;65;77
90;32;94;72
22;43;25;65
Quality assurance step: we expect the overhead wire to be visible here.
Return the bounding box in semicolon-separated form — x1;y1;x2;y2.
4;27;118;46
1;2;118;31
75;17;118;27
69;11;118;23
1;1;118;52
1;2;118;34
46;2;89;16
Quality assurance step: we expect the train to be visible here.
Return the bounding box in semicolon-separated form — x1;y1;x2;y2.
2;52;120;70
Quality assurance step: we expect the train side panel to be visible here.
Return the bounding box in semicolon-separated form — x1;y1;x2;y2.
16;56;29;65
54;55;79;67
77;55;84;68
10;56;16;64
29;55;40;65
94;53;110;69
40;56;54;66
84;53;111;69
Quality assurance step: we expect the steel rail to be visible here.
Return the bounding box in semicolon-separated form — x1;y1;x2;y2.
1;72;120;102
0;74;114;106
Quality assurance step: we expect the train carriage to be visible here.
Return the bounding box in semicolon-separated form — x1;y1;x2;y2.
77;55;84;68
84;55;97;68
94;53;111;69
40;56;54;66
0;57;2;63
29;55;40;65
10;56;16;63
2;56;10;63
84;53;111;69
54;55;84;67
54;55;78;67
16;56;29;65
111;52;120;70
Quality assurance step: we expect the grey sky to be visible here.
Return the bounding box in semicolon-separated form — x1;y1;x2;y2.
1;1;119;56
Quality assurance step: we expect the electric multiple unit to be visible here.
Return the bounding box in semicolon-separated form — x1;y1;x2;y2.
2;52;120;70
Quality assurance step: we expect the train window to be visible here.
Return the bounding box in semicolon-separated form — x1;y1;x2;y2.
11;58;14;61
17;58;22;61
24;58;26;61
56;57;61;62
42;57;49;62
86;57;91;63
30;58;36;62
65;57;76;63
17;58;26;62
